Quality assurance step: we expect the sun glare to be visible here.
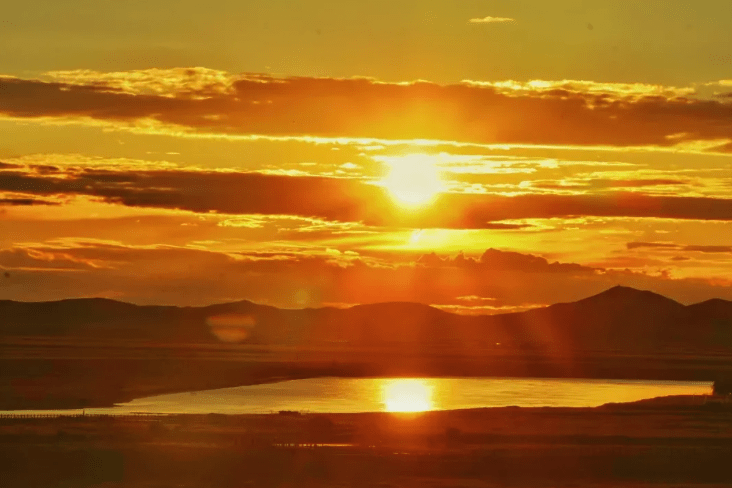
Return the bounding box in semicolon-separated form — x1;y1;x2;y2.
409;229;424;245
379;154;445;207
382;379;434;412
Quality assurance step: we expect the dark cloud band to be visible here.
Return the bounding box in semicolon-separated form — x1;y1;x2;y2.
3;166;732;226
1;73;731;148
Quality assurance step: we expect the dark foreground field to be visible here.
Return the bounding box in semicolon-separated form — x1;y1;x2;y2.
2;396;732;487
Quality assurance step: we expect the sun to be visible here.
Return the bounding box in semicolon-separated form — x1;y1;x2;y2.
378;154;445;207
382;379;434;412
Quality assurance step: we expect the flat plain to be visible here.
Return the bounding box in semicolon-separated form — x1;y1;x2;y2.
3;396;732;487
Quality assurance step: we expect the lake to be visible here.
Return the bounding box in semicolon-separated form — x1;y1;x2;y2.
7;377;710;416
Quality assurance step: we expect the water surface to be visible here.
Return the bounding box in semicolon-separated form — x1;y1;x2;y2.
1;377;711;416
109;377;712;415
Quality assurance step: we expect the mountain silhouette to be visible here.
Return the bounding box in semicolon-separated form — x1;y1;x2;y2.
2;286;731;353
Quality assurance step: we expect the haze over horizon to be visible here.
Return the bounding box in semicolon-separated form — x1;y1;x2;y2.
2;0;732;312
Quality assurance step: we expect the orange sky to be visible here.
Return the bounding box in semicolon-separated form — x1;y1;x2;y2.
1;2;731;311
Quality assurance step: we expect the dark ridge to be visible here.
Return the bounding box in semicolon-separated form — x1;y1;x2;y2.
1;286;731;352
687;298;732;309
577;285;683;306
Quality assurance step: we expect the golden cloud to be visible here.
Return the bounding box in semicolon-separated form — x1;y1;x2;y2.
1;71;730;150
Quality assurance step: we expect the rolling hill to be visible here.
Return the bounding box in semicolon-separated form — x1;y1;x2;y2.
2;286;731;352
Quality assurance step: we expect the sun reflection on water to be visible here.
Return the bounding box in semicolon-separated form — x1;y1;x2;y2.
382;379;435;412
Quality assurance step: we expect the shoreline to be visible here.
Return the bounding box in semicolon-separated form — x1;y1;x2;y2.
2;346;729;410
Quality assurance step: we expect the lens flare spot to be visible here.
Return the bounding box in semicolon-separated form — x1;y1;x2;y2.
207;314;256;343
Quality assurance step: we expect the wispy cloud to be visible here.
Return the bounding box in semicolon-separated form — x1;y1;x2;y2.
464;79;695;100
627;242;732;253
469;16;515;24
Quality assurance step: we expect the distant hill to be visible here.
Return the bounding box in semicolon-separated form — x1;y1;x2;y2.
2;286;732;353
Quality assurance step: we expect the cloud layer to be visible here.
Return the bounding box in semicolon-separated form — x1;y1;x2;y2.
1;70;731;150
2;241;730;310
2;69;732;309
3;164;732;227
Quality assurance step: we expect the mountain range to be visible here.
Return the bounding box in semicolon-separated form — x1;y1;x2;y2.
2;286;731;353
3;285;732;409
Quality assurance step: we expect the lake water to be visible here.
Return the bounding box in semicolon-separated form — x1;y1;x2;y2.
9;377;710;416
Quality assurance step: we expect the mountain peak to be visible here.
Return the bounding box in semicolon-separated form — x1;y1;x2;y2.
605;285;647;295
582;285;682;306
692;298;732;306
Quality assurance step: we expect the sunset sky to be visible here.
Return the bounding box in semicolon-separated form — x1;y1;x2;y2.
1;1;731;312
